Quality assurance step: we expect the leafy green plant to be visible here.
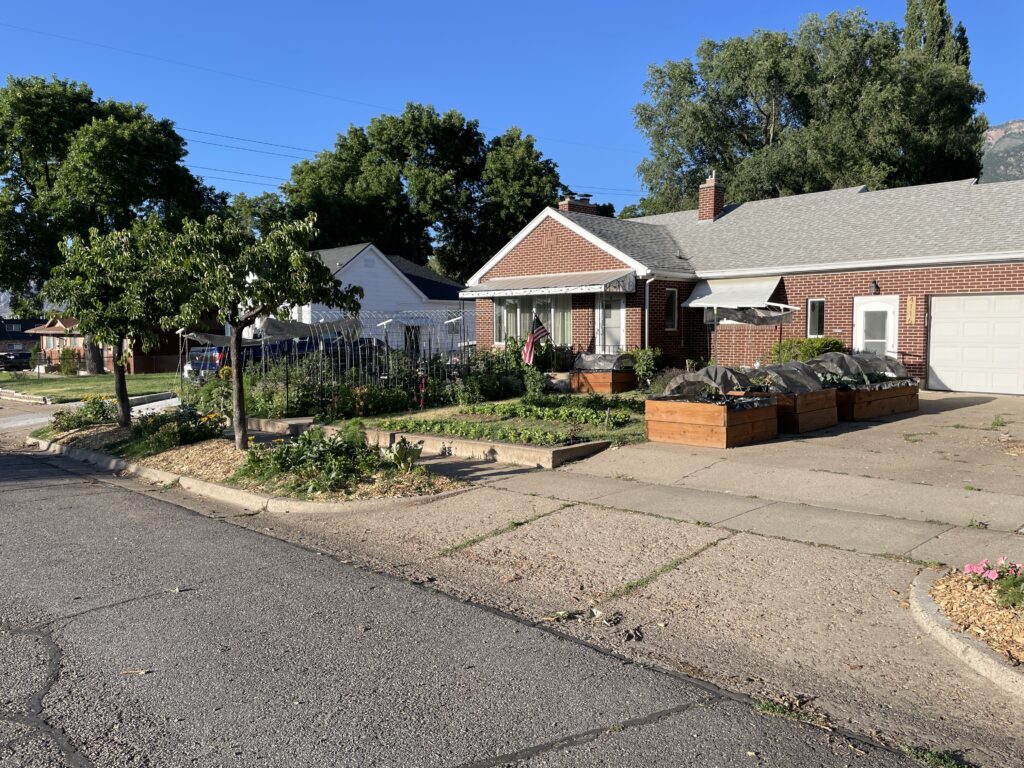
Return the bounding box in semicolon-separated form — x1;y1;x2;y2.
769;336;846;363
120;406;225;456
632;347;664;388
963;557;1024;609
50;395;118;432
234;425;411;497
523;366;546;400
383;436;424;471
377;416;570;446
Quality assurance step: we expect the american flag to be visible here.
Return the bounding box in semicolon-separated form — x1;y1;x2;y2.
522;314;550;366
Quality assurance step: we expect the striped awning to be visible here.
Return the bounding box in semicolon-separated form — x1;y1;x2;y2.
460;269;635;299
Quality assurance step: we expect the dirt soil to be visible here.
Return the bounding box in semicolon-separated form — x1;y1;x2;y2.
931;571;1024;664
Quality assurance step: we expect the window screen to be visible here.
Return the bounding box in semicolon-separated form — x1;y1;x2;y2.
807;299;825;337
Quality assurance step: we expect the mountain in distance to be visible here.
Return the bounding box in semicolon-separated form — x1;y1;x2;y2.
980;120;1024;183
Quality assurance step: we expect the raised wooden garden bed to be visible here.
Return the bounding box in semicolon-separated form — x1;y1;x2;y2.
645;397;778;448
571;370;637;394
774;389;838;434
835;383;919;421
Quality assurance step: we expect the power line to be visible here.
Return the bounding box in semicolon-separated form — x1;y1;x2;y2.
192;174;279;188
0;21;645;157
0;21;390;111
186;138;309;160
186;165;288;182
180;128;317;154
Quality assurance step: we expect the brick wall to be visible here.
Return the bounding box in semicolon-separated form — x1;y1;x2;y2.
712;262;1024;380
480;217;625;279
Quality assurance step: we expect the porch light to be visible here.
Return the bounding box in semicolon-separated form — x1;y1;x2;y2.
869;279;880;295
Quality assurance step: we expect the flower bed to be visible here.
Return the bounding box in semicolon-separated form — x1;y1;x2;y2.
645;395;778;448
931;558;1024;664
370;393;646;448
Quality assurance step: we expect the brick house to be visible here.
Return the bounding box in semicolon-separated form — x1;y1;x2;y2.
461;178;1024;396
27;318;184;373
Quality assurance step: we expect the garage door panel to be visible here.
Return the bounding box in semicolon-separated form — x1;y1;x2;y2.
929;293;1024;395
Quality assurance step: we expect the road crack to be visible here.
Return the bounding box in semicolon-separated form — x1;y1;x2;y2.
0;623;95;767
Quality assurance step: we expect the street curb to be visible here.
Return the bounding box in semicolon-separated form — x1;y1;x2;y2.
0;390;174;406
909;570;1024;701
24;436;468;516
0;388;50;404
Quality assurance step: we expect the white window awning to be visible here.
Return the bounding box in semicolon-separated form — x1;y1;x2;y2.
682;276;787;309
460;269;635;299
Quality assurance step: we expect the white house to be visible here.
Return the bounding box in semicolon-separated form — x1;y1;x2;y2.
291;243;475;358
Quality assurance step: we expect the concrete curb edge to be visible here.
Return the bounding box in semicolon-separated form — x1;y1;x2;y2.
24;436;470;516
909;569;1024;701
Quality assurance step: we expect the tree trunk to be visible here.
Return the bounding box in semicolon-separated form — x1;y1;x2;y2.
112;340;131;428
84;335;104;374
230;325;248;450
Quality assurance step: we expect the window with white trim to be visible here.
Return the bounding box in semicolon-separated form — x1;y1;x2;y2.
493;296;572;345
664;288;678;331
807;299;825;338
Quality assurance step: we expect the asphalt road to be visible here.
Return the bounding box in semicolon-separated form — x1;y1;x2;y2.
0;441;914;767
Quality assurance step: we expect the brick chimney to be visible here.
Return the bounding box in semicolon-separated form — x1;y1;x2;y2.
557;192;600;215
697;172;725;221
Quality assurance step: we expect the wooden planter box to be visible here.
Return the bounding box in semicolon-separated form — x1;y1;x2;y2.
835;383;919;421
646;398;778;448
774;389;838;434
571;370;637;394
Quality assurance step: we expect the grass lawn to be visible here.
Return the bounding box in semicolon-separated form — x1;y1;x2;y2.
342;393;648;446
0;371;181;403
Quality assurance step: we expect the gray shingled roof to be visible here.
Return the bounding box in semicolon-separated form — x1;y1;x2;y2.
557;210;695;273
317;243;372;273
316;243;464;301
559;178;1024;276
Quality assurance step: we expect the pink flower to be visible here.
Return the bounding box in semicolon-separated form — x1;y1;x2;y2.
983;569;1000;581
964;563;981;574
996;556;1008;566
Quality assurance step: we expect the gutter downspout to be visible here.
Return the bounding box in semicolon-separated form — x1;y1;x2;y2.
644;277;659;348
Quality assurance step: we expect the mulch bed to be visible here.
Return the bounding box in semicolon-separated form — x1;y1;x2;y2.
54;424;131;451
931;571;1024;665
138;439;244;483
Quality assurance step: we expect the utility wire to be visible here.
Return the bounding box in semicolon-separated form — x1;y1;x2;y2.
0;21;389;110
0;21;645;157
186;138;309;160
186;164;288;182
180;128;317;154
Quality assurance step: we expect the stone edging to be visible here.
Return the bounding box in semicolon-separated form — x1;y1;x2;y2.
357;428;610;469
0;389;175;406
909;569;1024;701
24;437;468;514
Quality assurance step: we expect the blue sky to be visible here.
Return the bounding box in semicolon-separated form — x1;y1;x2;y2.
2;1;1020;211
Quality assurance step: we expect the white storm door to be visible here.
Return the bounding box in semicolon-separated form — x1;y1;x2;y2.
853;295;899;359
595;294;625;354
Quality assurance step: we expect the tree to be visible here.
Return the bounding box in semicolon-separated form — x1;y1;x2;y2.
0;75;225;307
42;218;173;426
283;104;565;282
631;4;985;214
169;213;362;449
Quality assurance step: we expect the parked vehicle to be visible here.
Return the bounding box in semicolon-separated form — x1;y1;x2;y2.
0;352;32;371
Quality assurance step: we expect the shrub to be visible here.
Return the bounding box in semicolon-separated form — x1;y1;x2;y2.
235;425;403;496
523;366;545;400
377;416;570;446
59;347;79;376
130;406;225;454
51;395;118;432
632;347;664;389
769;336;846;363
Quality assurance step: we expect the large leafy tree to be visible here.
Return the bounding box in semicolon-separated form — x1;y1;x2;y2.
284;104;564;282
169;213;362;449
631;2;986;214
43;218;174;426
0;75;224;301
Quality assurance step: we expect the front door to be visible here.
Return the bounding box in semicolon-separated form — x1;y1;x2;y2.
853;295;899;359
594;294;625;354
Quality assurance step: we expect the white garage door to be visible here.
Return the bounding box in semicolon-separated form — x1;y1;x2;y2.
928;294;1024;395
